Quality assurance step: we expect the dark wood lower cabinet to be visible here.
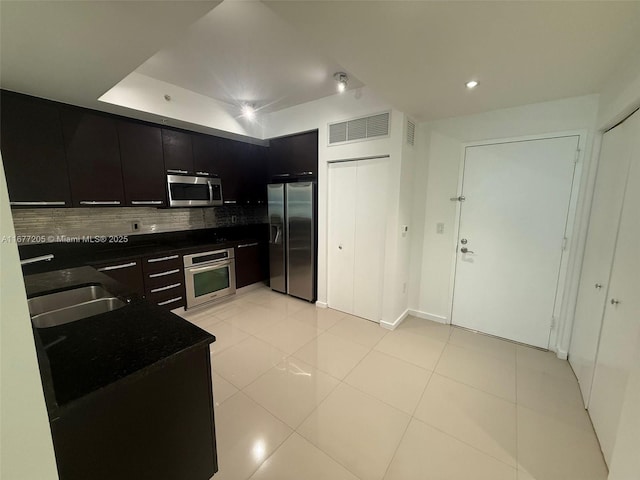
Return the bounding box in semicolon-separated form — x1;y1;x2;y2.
50;346;217;480
235;241;268;288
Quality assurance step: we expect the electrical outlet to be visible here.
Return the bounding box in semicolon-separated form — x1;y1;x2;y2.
132;221;141;231
436;222;445;234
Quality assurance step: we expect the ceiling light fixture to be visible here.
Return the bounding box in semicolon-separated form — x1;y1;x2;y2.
241;103;256;120
466;80;479;89
334;72;348;93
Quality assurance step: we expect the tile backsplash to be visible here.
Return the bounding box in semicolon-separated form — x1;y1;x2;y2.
11;205;267;242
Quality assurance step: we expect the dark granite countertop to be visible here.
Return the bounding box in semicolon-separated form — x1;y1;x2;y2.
19;224;268;275
26;267;215;418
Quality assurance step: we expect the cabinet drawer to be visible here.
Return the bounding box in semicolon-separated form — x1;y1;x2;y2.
144;269;184;290
149;289;186;309
145;280;184;298
142;254;182;274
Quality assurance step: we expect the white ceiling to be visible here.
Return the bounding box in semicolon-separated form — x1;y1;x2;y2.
265;1;640;121
134;1;363;115
0;1;219;112
1;1;639;127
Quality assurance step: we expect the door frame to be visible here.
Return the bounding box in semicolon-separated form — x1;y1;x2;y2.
447;130;589;352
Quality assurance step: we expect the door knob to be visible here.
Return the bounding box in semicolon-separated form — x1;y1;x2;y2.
460;247;474;254
595;283;602;289
338;245;343;250
610;298;621;305
460;238;468;245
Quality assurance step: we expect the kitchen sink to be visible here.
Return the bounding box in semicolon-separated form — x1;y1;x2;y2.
29;285;126;328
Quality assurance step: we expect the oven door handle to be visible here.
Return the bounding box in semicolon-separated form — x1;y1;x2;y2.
187;261;232;273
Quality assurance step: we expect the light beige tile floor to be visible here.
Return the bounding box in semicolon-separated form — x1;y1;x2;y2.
177;287;608;480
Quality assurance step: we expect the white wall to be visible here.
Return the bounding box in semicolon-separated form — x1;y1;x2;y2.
264;87;413;326
0;156;59;479
410;94;600;353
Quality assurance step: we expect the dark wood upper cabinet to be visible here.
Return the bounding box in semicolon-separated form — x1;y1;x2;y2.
268;130;318;180
61;108;125;207
241;144;268;204
118;121;166;207
162;129;194;175
0;91;72;206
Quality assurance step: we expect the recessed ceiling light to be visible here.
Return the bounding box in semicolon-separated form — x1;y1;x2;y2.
241;103;256;120
466;80;479;89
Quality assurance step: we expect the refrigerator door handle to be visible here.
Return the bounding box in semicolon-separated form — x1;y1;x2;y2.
271;224;283;245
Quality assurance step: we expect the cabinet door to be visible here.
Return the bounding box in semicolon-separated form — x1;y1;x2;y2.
589;112;640;466
242;145;268;205
235;242;266;288
0;91;71;206
93;259;145;297
61;108;125;207
118;121;166;207
162;129;194;175
192;135;240;202
268;130;318;180
569;118;633;405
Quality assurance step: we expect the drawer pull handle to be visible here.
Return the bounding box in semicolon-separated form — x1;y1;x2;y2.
196;171;210;176
150;283;182;293
131;200;163;205
149;269;180;278
223;200;237;204
147;255;179;263
10;201;66;206
97;262;137;271
238;242;259;248
167;169;189;174
157;296;182;306
80;201;121;205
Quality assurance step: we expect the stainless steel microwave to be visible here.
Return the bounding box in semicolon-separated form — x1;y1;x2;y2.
167;174;222;207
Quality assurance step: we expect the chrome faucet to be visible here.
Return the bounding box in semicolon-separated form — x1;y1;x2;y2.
20;254;54;266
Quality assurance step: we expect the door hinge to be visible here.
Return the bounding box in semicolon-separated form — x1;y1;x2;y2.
561;237;568;251
574;149;580;163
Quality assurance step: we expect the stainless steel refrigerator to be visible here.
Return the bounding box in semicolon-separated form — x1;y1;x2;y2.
267;182;316;302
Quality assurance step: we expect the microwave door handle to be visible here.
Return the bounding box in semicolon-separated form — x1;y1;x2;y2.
207;181;213;203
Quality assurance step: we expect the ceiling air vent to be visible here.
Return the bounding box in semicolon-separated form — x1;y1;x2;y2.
328;111;390;145
407;119;416;146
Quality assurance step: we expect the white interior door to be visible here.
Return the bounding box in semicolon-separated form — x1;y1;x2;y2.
327;162;356;314
451;136;579;348
569;114;635;406
328;158;389;322
589;112;640;466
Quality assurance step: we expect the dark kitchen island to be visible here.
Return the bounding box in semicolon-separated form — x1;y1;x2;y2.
26;267;217;480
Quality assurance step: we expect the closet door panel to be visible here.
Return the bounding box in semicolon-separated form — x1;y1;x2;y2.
589;112;640;465
328;162;357;315
353;158;390;323
570;117;634;405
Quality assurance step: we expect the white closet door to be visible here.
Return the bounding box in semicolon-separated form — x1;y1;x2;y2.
589;112;640;465
569;116;634;406
328;162;357;314
353;158;389;322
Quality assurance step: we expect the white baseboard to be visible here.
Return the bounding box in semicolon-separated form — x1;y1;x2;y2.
407;309;449;324
556;349;568;360
315;300;328;309
381;309;409;331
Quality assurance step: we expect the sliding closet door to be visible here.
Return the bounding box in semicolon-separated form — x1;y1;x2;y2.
328;158;390;322
328;162;357;314
353;158;389;322
569;115;634;405
589;111;640;465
